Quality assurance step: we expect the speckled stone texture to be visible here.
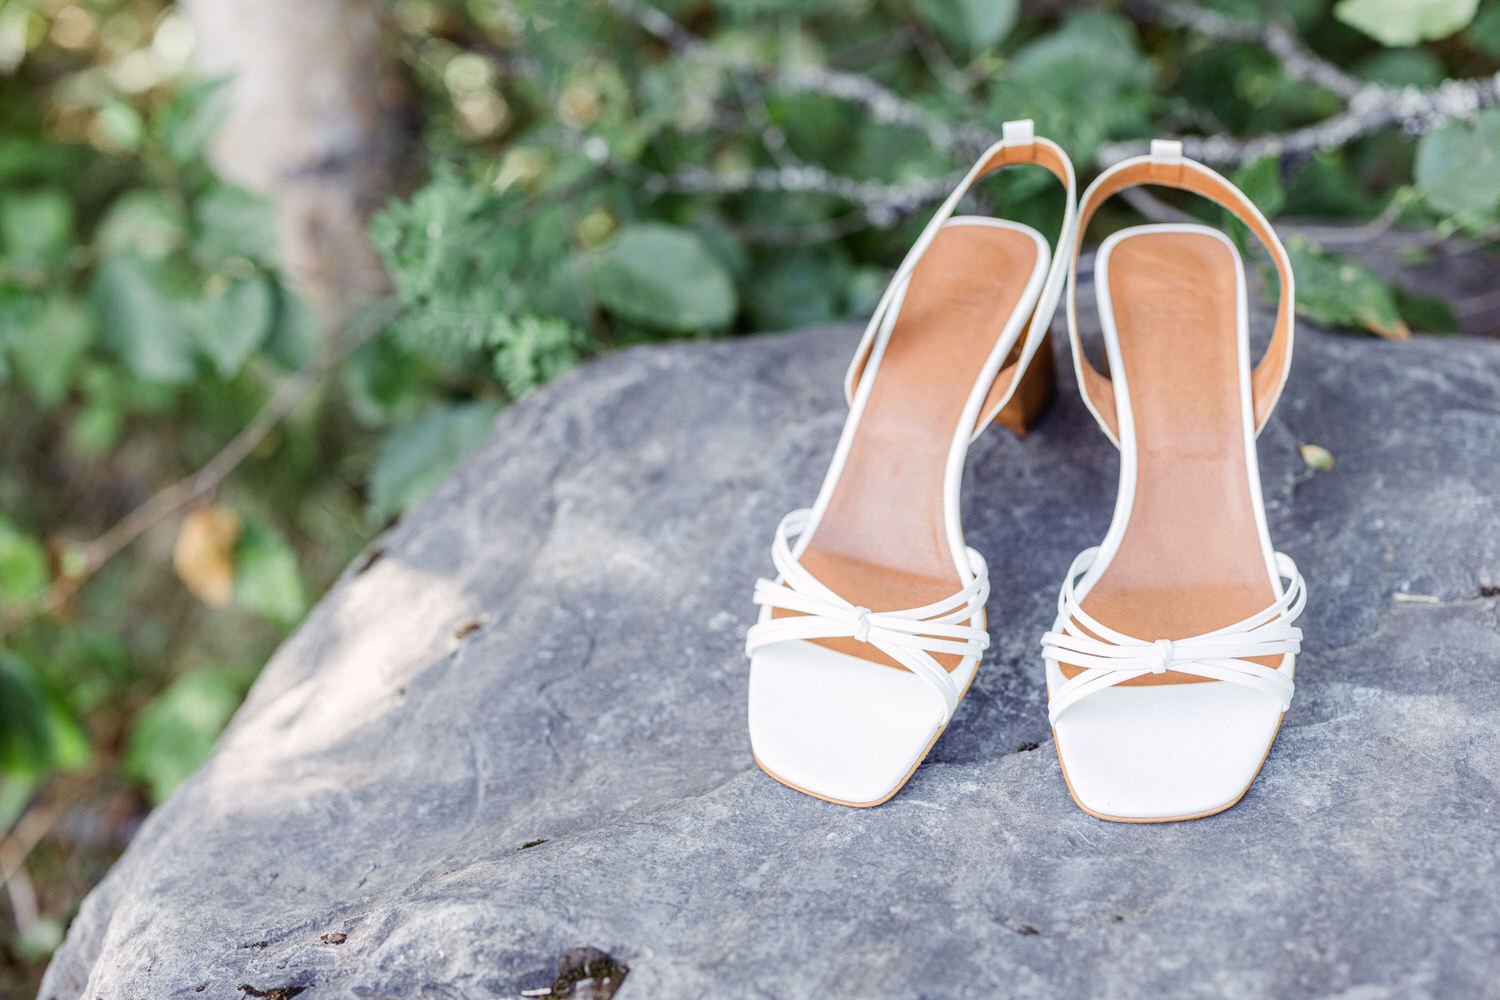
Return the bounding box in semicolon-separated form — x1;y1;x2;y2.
42;310;1500;999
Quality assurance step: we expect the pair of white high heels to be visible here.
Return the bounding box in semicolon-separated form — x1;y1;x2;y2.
745;121;1306;822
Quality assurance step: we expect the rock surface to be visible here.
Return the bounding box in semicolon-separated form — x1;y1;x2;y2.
42;309;1500;999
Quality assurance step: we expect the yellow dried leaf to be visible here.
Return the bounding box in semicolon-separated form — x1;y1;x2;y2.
173;505;242;607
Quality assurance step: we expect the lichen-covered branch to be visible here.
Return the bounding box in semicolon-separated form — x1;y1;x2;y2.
644;163;959;226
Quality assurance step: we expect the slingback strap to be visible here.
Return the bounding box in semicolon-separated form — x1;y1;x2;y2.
843;119;1078;442
745;509;991;718
1066;139;1296;446
1041;547;1305;725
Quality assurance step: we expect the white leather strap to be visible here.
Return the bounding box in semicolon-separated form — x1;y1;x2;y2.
1065;140;1296;446
746;509;990;718
842;119;1078;441
1041;547;1305;725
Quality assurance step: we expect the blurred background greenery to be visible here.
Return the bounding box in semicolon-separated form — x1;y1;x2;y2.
0;0;1497;993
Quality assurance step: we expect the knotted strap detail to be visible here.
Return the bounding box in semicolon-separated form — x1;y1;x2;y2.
745;509;991;718
1041;547;1305;725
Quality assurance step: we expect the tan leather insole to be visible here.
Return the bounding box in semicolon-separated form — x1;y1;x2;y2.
1062;231;1276;687
789;223;1041;674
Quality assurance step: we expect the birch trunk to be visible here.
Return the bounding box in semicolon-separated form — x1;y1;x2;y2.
182;0;416;330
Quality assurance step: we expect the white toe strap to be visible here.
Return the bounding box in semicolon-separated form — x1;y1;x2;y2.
1041;548;1305;725
746;509;990;718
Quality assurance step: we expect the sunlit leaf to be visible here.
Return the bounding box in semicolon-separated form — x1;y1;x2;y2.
95;190;187;260
0;187;73;263
233;520;307;625
124;670;242;803
1334;0;1478;46
1300;443;1335;471
0;517;48;601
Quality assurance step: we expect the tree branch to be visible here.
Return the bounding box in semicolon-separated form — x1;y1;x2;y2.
644;163;959;226
1110;2;1500;167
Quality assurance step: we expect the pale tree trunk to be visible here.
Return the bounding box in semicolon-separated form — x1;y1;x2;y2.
182;0;416;331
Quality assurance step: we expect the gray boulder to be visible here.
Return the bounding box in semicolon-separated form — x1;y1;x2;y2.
41;311;1500;999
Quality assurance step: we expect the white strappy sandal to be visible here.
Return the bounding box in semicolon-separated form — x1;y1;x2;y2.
1042;139;1307;822
746;121;1077;807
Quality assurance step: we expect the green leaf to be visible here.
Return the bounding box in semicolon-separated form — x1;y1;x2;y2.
1286;237;1409;339
95;189;187;260
11;295;92;409
191;274;273;378
1466;1;1500;58
96;99;145;152
0;188;73;264
263;285;322;371
124;669;242;803
1334;0;1478;46
588;224;737;332
1353;48;1445;87
368;401;502;516
15;916;63;961
1394;286;1461;334
914;0;1018;52
193;184;278;265
1414;109;1500;229
744;247;849;331
0;652;51;774
91;256;198;384
233;520;307;626
344;335;432;426
152;77;230;165
1231;156;1286;219
0;517;49;601
0;772;37;833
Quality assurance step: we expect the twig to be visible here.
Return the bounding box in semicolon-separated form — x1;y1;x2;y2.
0;797;62;936
0;301;399;639
644;162;960;225
779;64;992;155
734;208;875;246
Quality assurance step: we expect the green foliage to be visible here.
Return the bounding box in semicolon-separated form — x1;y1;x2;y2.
1;2;1497;988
